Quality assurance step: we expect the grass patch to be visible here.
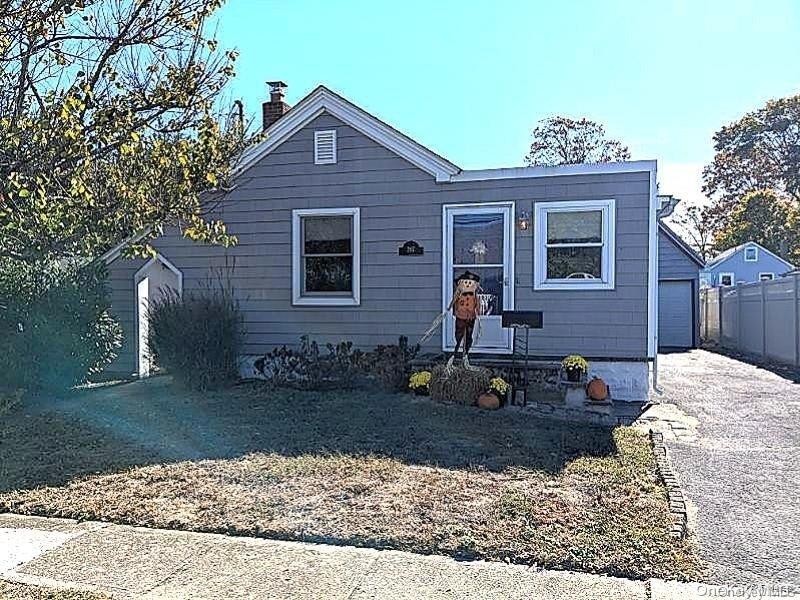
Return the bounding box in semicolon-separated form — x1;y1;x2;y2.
0;379;702;581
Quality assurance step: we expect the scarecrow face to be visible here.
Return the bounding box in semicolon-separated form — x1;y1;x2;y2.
457;277;479;294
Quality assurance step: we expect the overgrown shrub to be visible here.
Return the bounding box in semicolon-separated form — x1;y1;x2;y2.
0;259;123;391
147;278;243;391
363;336;420;391
253;335;364;390
254;335;420;392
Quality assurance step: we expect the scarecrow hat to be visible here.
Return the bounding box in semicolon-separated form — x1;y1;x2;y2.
456;270;481;283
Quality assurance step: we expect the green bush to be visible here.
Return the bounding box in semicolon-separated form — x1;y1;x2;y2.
0;259;123;391
147;279;243;391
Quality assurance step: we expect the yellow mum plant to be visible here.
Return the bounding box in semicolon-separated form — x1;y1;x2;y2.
562;354;588;372
489;377;509;395
409;371;432;390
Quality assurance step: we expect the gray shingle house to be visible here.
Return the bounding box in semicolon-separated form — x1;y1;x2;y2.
102;84;661;400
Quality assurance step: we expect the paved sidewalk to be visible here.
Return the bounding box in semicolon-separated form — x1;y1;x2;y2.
0;513;717;599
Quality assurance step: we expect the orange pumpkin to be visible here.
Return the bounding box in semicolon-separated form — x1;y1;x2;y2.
586;377;609;401
477;393;501;410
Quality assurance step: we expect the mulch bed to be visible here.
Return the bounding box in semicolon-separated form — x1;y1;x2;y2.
0;379;703;581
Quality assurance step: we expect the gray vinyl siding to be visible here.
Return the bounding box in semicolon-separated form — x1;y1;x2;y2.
105;112;653;376
658;229;700;280
657;227;700;348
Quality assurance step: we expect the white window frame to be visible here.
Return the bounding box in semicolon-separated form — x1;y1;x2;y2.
759;272;775;281
719;272;735;286
292;207;360;306
533;199;616;291
744;246;758;262
314;129;337;165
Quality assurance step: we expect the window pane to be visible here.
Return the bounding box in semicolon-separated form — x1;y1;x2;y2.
304;256;352;292
546;247;602;280
547;210;602;244
303;216;352;254
452;213;504;265
453;267;503;315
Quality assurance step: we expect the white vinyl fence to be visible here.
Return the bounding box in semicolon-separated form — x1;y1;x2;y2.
700;276;800;366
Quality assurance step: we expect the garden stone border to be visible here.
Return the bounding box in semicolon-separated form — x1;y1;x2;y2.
649;430;688;539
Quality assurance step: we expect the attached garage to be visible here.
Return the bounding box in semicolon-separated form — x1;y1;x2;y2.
657;222;704;350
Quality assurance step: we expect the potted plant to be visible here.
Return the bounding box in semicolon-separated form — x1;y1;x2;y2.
408;370;432;396
561;354;588;382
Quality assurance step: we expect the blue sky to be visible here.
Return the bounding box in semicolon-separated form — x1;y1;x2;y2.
215;0;799;209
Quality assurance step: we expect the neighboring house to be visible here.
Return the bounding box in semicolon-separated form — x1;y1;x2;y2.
101;83;661;400
657;221;704;349
701;242;794;288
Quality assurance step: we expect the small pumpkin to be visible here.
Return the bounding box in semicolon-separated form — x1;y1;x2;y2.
586;376;609;402
477;392;501;410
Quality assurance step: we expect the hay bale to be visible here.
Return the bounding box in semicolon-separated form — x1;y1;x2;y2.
429;364;491;405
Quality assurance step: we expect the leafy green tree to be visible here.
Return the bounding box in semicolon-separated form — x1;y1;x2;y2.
525;116;630;167
703;95;800;212
0;0;254;263
672;203;716;262
712;190;797;260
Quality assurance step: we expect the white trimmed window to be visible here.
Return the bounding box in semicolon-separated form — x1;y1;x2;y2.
314;130;337;164
744;246;758;262
292;208;360;306
534;199;616;290
759;272;774;281
719;272;734;286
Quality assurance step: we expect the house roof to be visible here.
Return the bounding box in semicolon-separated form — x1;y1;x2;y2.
100;85;660;264
704;241;794;270
236;84;657;184
658;221;705;267
235;85;461;182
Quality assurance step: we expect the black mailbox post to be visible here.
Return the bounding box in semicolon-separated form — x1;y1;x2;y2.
501;310;543;406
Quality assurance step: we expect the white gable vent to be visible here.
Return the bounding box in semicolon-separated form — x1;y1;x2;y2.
314;129;337;164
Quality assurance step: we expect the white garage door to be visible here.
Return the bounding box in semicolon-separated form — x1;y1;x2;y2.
659;280;694;348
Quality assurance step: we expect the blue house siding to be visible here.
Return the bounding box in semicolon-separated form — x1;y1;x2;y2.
701;243;793;287
104;112;654;377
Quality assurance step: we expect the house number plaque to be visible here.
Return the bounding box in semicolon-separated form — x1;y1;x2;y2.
399;240;424;256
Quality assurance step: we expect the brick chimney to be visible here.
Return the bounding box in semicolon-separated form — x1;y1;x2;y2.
262;81;290;130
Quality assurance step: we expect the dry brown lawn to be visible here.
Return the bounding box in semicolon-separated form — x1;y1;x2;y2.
0;580;110;600
0;378;702;581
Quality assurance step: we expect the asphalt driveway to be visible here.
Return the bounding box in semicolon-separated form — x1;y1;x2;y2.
657;350;800;586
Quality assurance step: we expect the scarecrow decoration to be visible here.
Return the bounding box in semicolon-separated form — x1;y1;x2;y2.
420;270;482;370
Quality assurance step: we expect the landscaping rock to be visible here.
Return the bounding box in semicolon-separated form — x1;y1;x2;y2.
429;364;490;405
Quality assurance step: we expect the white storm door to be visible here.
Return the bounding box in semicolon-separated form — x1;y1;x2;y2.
443;203;515;354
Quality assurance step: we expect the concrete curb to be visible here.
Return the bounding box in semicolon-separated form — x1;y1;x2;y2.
649;430;688;539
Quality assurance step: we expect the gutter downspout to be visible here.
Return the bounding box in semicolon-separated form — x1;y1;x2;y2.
649;166;661;396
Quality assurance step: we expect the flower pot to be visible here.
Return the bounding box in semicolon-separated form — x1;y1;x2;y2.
566;368;583;382
413;387;429;396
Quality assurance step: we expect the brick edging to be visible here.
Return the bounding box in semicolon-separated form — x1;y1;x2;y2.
649;430;688;539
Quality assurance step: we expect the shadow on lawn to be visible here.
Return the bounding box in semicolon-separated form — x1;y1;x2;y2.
0;376;617;493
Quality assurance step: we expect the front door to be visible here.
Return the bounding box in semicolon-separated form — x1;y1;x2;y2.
443;203;515;353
